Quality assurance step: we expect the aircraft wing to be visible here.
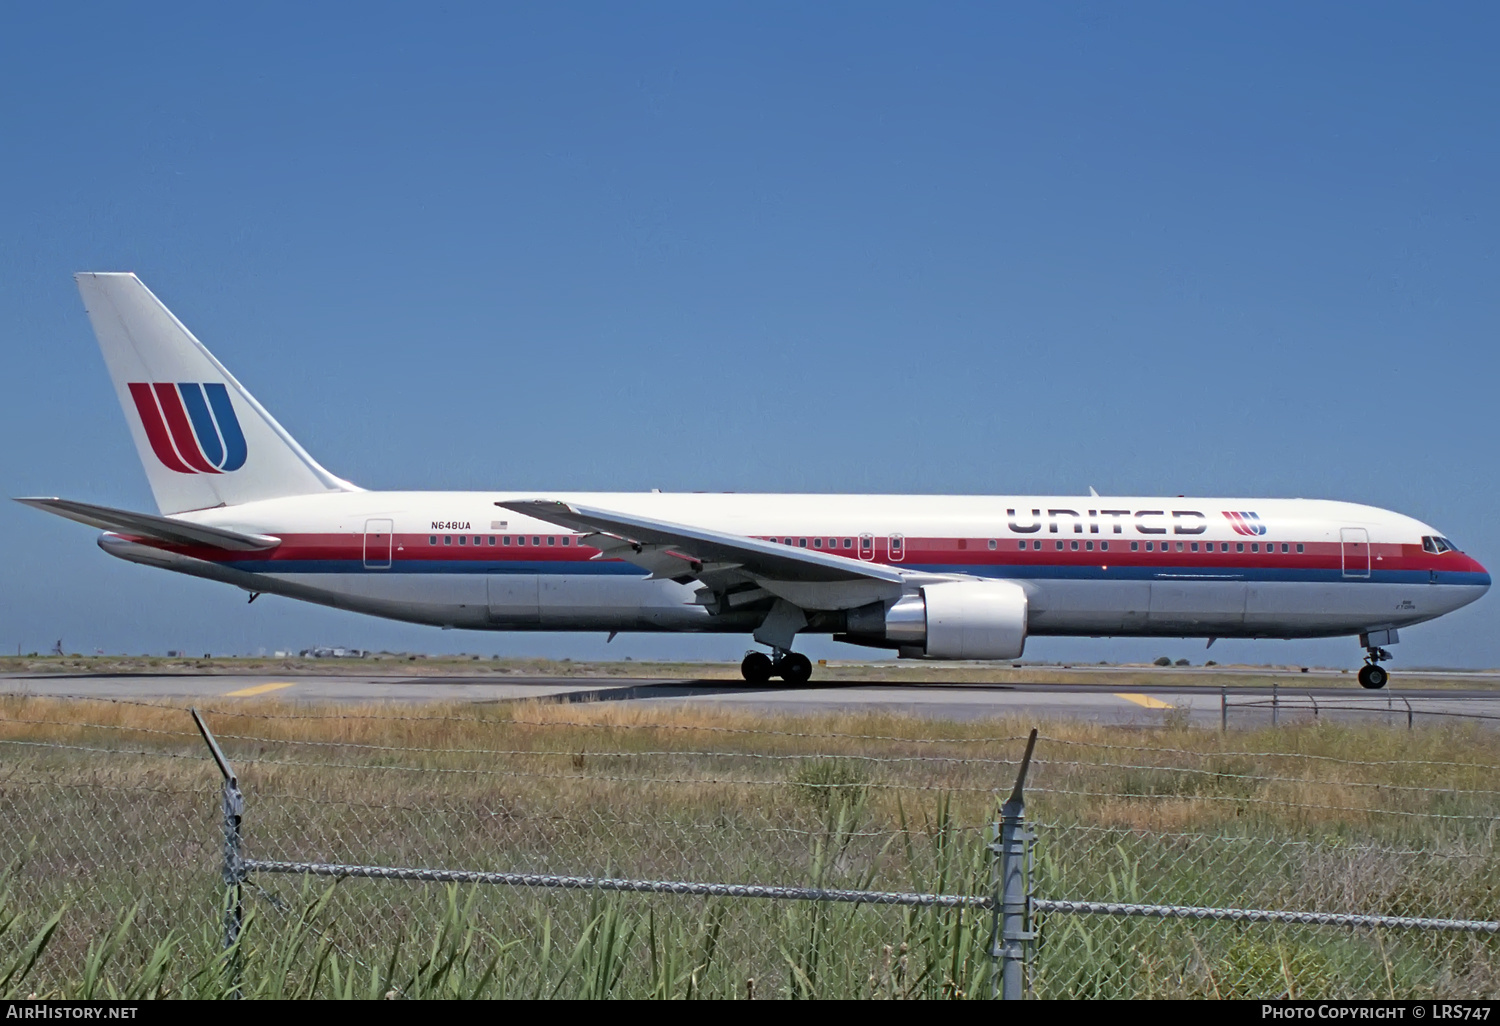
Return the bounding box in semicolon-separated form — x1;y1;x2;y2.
497;499;907;610
15;497;281;552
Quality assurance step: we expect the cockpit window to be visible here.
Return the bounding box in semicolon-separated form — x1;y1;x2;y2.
1422;536;1460;554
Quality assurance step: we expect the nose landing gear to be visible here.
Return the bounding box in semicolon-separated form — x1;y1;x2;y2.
1357;647;1392;690
740;649;814;684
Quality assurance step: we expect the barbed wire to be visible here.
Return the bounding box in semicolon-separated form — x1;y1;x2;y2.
1032;820;1498;859
1030;757;1500;798
1036;733;1500;772
0;737;203;762
1027;784;1496;820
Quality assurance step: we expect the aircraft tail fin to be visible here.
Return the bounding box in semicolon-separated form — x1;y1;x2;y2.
75;272;359;514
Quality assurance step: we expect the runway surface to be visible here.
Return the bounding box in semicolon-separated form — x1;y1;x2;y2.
5;672;1499;727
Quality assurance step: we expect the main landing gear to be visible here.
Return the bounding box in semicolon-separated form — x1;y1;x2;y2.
1357;649;1391;690
741;650;813;685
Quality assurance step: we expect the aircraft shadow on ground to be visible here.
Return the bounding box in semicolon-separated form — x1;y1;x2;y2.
544;680;800;703
529;679;1027;703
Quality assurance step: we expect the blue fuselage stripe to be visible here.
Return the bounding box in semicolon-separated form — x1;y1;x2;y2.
218;559;1491;588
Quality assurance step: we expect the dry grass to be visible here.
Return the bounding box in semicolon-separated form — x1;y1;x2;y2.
1;695;1496;998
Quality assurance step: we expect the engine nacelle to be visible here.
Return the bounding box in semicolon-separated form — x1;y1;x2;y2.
843;580;1028;660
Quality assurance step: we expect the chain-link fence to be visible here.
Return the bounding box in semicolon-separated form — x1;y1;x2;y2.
1218;685;1500;730
0;694;1496;999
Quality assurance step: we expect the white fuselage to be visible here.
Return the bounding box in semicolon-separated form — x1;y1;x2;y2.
99;491;1490;644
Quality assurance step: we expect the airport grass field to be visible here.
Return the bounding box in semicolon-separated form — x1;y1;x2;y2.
2;694;1496;998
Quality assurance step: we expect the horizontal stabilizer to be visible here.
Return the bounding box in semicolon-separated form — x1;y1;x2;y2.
14;497;281;551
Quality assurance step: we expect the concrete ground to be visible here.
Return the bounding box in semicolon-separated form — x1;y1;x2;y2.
5;669;1498;727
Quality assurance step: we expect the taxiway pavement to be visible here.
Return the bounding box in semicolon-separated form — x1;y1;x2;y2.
4;672;1497;727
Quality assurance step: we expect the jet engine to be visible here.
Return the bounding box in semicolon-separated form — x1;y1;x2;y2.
841;580;1028;660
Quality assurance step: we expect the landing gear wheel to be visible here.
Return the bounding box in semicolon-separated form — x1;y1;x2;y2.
741;652;774;683
778;652;813;685
1358;664;1388;690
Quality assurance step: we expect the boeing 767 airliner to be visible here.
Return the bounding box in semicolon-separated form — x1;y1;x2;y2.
17;274;1490;687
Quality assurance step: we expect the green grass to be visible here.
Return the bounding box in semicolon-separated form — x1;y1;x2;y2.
0;696;1496;998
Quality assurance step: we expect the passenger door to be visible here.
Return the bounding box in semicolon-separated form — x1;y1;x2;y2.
362;519;393;570
1341;527;1371;579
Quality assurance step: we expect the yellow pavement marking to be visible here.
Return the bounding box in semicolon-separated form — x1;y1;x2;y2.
224;681;296;698
1115;692;1174;709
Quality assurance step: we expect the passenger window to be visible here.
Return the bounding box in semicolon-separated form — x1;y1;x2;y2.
1236;543;1244;553
1190;542;1199;552
1085;541;1094;551
563;537;571;546
1033;540;1042;550
547;537;555;546
844;539;853;548
1145;542;1154;552
459;537;466;545
532;537;541;546
1222;543;1230;552
1251;543;1259;553
860;536;871;550
1100;541;1108;551
1055;541;1063;550
474;537;481;546
785;538;793;546
1297;544;1304;553
517;537;525;546
799;539;807;548
1018;541;1027;550
1176;542;1184;552
1281;543;1288;553
429;536;437;545
989;539;997;550
814;538;823;548
444;536;452;545
488;536;496;546
503;536;511;546
1131;542;1139;551
1070;540;1079;551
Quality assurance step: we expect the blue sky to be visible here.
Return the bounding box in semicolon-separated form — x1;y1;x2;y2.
2;4;1497;667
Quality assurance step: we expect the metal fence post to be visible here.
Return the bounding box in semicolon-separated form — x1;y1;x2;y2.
1272;680;1279;727
991;728;1037;1000
1220;686;1227;732
192;708;245;999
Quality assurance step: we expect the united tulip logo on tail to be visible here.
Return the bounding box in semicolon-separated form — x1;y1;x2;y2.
1223;511;1267;536
128;382;247;474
